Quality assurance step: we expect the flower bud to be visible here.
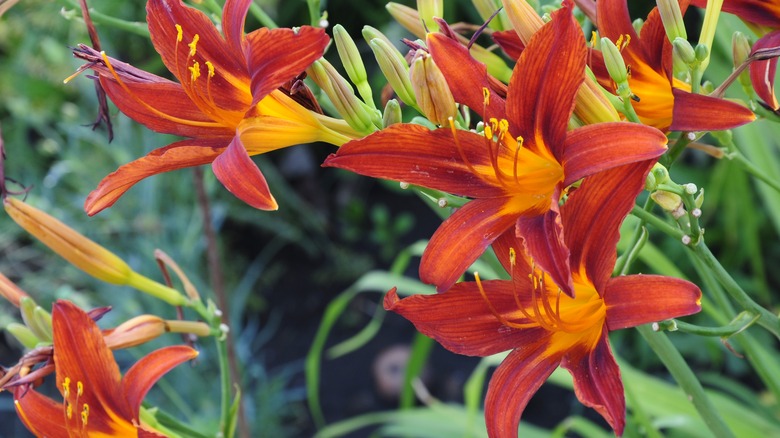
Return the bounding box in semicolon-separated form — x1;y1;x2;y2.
367;37;419;109
104;315;212;350
409;49;456;125
673;37;697;65
334;24;376;110
308;59;378;134
5;197;132;285
5;322;40;349
4;197;186;306
0;273;29;307
601;37;628;85
417;0;443;32
383;99;403;127
656;0;687;42
651;190;685;218
473;0;510;30
695;43;710;63
20;297;51;343
732;32;751;68
386;2;426;39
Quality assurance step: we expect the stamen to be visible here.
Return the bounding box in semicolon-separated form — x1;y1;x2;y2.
66;401;73;419
449;118;480;177
482;87;490;106
205;61;215;78
62;377;71;399
175;24;183;43
474;272;532;330
190;61;201;82
188;34;200;57
76;381;83;397
81;403;89;427
513;135;524;183
99;52;220;128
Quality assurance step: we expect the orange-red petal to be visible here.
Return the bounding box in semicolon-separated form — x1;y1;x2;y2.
322;124;506;198
85;139;226;216
516;203;574;296
420;197;526;292
212;136;278;210
222;0;253;55
484;344;561;438
669;88;756;131
750;30;780;110
246;26;329;106
383;287;545;356
562;122;667;186
560;331;625;435
14;386;68;438
604;274;702;330
562;160;656;290
427;32;507;119
492;30;525;61
505;1;585;160
122;345;198;416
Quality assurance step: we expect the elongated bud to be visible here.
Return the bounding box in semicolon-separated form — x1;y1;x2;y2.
4;198;187;306
732;32;751;69
367;38;419;108
656;0;687;42
104;315;212;350
308;59;378;134
5;323;40;349
5;197;132;284
387;3;427;39
698;0;724;70
20;297;51;343
503;0;619;122
409;50;456;125
601;37;628;84
0;273;29;307
383;99;403;127
417;0;443;32
473;0;510;30
334;25;376;109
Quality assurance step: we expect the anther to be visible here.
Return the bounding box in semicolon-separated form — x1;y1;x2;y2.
205;61;215;78
482;87;490;105
175;24;183;43
189;61;201;82
76;381;83;397
188;34;200;57
81;404;89;426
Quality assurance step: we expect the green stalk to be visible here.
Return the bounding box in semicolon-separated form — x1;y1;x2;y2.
249;3;279;29
655;312;758;336
306;0;321;27
630;205;684;240
57;0;149;37
692;242;780;339
728;150;780;194
636;325;735;438
216;336;232;437
661;132;693;168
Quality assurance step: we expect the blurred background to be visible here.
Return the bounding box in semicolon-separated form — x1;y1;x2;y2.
1;0;778;437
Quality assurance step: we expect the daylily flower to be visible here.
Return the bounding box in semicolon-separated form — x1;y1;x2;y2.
384;160;702;437
72;0;359;215
324;2;667;293
593;0;755;131
691;0;780;110
13;300;197;437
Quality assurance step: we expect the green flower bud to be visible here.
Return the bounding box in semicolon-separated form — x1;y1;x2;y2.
601;37;628;85
334;25;372;106
673;37;697;65
695;43;710;63
308;59;378;134
20;297;51;343
732;31;751;68
383;99;402;127
632;18;644;35
656;0;687;42
386;2;426;39
417;0;443;32
368;38;419;109
651;190;685;218
6;322;41;349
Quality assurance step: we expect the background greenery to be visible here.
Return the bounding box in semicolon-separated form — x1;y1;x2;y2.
1;0;778;437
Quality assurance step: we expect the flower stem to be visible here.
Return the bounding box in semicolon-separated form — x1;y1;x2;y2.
691;241;780;339
56;0;150;37
216;336;232;437
636;325;735;438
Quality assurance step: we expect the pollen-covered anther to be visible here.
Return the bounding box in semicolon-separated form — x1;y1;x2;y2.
175;24;183;43
76;381;83;397
188;34;200;57
62;377;71;399
190;61;201;82
482;87;490;105
81;403;90;426
205;61;215;78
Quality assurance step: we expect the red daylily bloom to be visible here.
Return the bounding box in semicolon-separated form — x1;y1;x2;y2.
324;1;667;293
593;0;755;131
13;300;197;437
74;0;358;215
384;160;702;437
691;0;780;109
